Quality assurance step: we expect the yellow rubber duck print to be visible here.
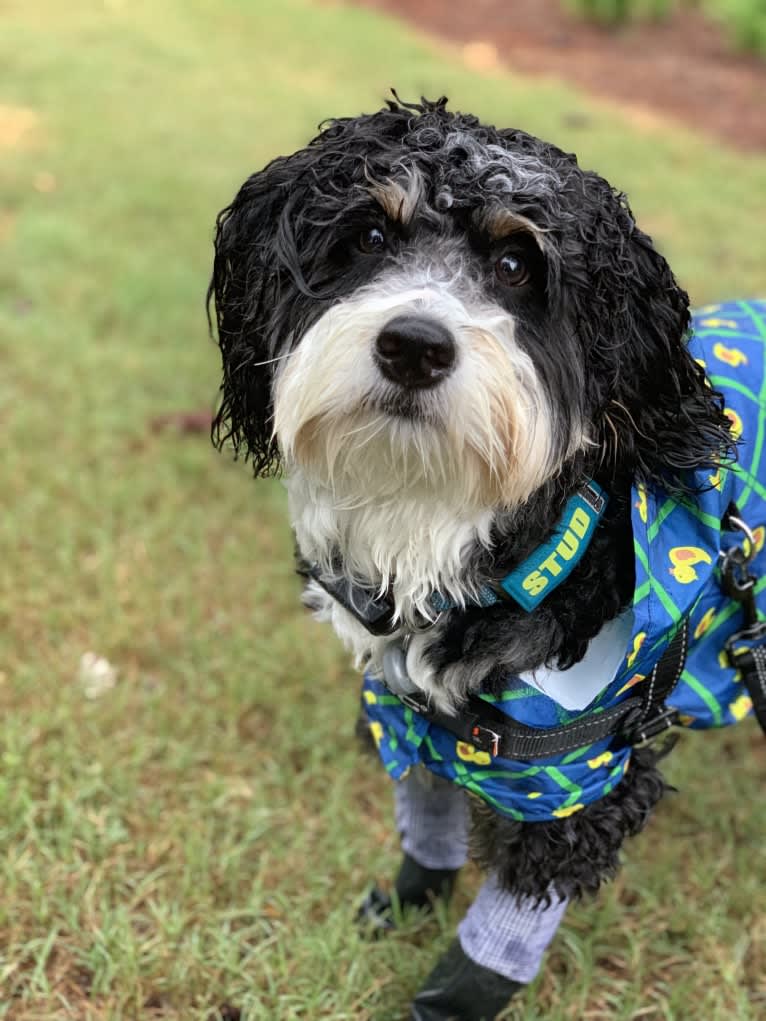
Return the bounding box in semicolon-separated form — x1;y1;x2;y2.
669;546;713;584
587;751;613;769
369;721;384;747
634;486;648;524
363;690;378;705
724;408;743;439
744;525;765;559
626;632;646;668
694;607;717;639
701;317;739;330
456;741;492;766
552;803;585;818
713;342;748;368
698;304;720;315
708;468;722;490
729;694;753;721
616;673;645;697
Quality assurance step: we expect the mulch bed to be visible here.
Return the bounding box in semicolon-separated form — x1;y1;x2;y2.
355;0;766;152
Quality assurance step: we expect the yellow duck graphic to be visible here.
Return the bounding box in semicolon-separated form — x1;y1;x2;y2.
616;672;645;697
369;721;384;747
713;342;748;368
634;486;648;524
730;694;753;721
456;741;492;766
701;317;739;330
626;632;647;668
745;525;766;559
552;803;585;818
724;408;744;439
587;751;613;769
694;606;717;639
669;546;713;584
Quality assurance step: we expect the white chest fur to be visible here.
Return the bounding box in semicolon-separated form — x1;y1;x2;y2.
287;470;495;705
287;471;494;618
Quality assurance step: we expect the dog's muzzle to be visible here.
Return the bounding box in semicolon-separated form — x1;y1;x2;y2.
375;314;456;389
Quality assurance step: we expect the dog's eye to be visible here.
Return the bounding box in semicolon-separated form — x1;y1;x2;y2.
359;227;387;254
495;253;529;287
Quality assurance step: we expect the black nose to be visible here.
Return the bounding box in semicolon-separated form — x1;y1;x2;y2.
375;315;457;389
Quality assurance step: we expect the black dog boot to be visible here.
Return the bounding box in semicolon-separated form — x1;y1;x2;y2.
357;853;460;932
410;938;523;1021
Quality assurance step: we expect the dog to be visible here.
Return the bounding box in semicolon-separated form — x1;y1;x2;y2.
209;96;763;1019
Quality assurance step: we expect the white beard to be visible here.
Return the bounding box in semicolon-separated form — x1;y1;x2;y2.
290;469;495;712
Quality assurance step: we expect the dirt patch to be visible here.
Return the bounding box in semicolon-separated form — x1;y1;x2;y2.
0;103;39;148
354;0;766;152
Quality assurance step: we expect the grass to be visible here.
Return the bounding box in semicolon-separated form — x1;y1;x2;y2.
1;0;765;1017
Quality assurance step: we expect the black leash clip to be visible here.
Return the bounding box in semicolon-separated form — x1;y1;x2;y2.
721;515;766;738
721;513;760;633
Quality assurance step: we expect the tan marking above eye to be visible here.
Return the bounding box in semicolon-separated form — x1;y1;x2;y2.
482;208;548;251
367;169;424;225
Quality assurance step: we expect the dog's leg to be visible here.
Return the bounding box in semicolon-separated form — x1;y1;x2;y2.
395;768;470;874
457;876;568;983
411;879;567;1020
358;768;468;930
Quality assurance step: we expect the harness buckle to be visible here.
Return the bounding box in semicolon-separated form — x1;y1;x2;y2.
399;690;432;714
724;620;766;684
470;723;502;757
626;705;681;747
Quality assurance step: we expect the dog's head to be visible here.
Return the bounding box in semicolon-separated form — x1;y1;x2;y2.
209;97;732;511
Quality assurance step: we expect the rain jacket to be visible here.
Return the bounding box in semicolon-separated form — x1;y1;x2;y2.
362;300;766;821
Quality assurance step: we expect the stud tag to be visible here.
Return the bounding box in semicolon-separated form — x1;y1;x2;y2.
498;482;608;612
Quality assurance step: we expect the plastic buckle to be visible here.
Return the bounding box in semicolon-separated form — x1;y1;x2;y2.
310;567;400;636
628;706;680;747
399;691;431;714
470;723;502;757
724;619;766;667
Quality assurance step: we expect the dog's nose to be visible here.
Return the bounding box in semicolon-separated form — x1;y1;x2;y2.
375;315;456;389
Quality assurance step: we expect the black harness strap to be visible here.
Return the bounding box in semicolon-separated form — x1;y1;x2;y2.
360;499;766;760
731;645;766;732
401;620;689;759
721;504;766;733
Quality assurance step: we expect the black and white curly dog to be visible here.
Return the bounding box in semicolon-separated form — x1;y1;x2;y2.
209;98;741;1019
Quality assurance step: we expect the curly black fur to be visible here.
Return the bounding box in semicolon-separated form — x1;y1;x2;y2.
209;96;734;488
469;746;669;902
421;475;636;687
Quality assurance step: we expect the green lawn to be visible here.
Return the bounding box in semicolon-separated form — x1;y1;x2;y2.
1;1;765;1018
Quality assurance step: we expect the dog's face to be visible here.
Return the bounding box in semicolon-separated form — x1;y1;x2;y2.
271;157;577;511
210;98;730;516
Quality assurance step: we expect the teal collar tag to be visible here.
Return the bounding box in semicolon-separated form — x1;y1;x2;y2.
498;481;608;611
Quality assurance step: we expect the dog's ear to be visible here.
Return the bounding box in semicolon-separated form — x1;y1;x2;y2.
208;167;286;475
569;176;735;491
207;114;398;475
209;138;335;476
